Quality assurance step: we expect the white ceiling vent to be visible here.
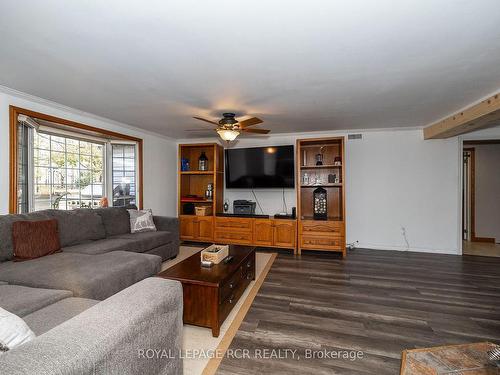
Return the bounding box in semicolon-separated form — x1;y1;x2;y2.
348;133;362;140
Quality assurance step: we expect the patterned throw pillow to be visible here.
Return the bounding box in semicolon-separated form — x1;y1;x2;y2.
128;209;157;233
12;219;61;261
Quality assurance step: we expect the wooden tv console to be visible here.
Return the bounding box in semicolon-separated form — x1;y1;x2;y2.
178;140;346;257
180;214;297;252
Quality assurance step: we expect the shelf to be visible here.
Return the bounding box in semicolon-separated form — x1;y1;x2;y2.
180;199;213;203
179;171;214;175
300;164;342;169
300;143;341;149
180;214;215;217
301;216;343;221
301;184;342;188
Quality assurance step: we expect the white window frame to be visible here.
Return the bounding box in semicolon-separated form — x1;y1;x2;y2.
30;130;107;211
107;140;140;208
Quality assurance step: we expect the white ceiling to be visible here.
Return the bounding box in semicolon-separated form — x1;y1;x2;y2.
1;0;500;139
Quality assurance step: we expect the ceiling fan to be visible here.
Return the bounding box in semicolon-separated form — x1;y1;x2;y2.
192;113;270;142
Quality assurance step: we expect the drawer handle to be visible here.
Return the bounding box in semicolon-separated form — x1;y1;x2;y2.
229;282;234;289
228;294;235;304
246;261;252;268
246;273;254;280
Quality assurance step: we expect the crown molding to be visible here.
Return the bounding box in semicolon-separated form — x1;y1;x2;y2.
175;125;425;144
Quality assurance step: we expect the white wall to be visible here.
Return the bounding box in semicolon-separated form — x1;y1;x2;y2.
473;144;500;242
0;87;177;216
178;128;461;254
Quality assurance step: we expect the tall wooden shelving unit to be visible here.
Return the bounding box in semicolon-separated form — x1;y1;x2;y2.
178;143;223;242
296;137;346;256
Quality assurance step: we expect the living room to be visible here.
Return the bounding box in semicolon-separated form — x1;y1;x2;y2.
1;1;500;374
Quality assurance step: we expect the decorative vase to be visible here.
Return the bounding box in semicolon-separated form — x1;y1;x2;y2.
181;158;190;171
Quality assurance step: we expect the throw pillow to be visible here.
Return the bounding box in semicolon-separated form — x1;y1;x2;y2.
128;209;157;233
0;307;35;353
12;219;61;261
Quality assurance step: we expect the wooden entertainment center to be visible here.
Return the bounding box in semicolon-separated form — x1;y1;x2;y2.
296;137;346;256
178;137;345;256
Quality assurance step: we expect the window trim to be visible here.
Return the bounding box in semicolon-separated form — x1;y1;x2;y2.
9;106;143;213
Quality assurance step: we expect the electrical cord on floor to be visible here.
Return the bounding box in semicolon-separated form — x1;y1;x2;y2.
282;188;288;214
251;189;264;214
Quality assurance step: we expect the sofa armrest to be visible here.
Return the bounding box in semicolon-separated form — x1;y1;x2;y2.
154;216;180;256
153;216;179;234
0;278;183;375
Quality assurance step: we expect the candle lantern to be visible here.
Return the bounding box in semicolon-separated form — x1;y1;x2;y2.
313;187;327;220
198;152;208;171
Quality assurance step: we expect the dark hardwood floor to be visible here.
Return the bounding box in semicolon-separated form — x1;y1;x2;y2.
216;248;500;375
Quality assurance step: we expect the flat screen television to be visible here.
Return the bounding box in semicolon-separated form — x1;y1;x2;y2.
225;145;295;188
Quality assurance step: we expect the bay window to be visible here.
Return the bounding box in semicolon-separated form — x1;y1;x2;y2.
13;110;141;214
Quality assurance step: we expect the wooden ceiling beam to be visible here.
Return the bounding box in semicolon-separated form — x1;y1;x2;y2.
423;92;500;139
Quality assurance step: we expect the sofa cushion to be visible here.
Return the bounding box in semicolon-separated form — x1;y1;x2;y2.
12;219;61;261
145;243;178;261
44;210;106;247
23;298;99;336
0;285;72;317
93;207;131;237
0;252;162;300
62;238;136;255
0;211;52;262
111;231;172;253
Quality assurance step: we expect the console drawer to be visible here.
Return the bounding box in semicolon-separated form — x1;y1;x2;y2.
214;230;253;245
215;217;253;232
219;275;249;324
300;220;343;236
301;235;343;250
220;271;243;303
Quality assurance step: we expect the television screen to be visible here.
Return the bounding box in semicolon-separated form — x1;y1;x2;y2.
225;145;295;188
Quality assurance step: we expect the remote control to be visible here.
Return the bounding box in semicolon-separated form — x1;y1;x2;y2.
223;255;234;264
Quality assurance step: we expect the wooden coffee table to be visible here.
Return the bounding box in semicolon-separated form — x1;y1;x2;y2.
158;245;256;337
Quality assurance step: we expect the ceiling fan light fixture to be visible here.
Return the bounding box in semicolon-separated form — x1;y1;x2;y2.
217;128;239;142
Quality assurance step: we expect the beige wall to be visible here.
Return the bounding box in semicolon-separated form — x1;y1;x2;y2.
474;144;500;242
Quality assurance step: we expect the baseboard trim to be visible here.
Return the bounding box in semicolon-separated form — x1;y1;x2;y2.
356;243;459;255
471;236;496;243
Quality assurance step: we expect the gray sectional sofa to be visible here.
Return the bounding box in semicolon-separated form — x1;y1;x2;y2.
0;207;183;375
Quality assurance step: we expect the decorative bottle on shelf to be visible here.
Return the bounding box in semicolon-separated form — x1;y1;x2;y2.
198;152;208;171
302;172;309;185
205;183;213;201
315;147;325;166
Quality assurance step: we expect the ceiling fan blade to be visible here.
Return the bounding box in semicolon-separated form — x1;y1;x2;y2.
241;128;270;134
238;117;263;128
193;116;219;126
184;129;216;132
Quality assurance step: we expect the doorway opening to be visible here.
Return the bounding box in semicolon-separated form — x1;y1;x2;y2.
462;140;500;257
